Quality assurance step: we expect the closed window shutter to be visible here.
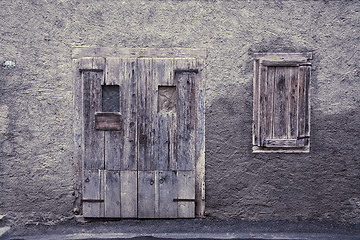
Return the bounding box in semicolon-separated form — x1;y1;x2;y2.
253;53;311;152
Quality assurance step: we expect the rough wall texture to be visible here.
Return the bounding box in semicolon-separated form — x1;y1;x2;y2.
0;0;359;224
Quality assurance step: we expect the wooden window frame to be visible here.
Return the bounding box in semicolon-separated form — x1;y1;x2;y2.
253;52;312;153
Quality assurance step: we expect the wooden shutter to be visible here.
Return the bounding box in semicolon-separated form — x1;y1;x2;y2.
253;53;311;152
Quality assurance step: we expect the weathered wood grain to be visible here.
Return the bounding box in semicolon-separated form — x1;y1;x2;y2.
159;171;177;218
73;47;207;59
83;170;104;217
253;59;259;146
261;60;307;66
75;51;205;218
253;53;311;152
193;58;206;217
298;65;311;138
175;70;196;170
258;63;268;146
177;171;195;218
104;58;122;170
138;171;156;218
78;57;105;71
273;67;288;139
289;67;298;139
266;66;275;139
137;58;156;171
298;66;306;138
104;170;121;217
254;52;312;61
95;112;122;131
83;70;104;170
158;114;172;170
120;171;137;218
120;58;138;171
264;139;298;147
304;66;311;137
73;59;83;213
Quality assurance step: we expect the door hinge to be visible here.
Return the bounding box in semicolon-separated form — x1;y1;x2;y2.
201;181;205;200
173;199;195;202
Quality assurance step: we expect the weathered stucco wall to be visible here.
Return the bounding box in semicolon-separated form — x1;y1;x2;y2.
0;0;359;224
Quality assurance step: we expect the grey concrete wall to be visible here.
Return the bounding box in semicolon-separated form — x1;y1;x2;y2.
0;0;359;224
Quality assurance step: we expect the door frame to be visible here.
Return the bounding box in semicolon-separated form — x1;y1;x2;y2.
72;47;206;217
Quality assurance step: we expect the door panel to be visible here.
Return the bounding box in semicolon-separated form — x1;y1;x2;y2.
158;170;178;218
175;71;196;171
138;171;156;218
104;170;120;217
83;170;104;217
81;57;199;218
120;171;137;218
137;58;156;171
83;71;104;170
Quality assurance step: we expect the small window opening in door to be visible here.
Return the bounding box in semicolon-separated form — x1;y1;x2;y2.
102;85;120;112
158;86;176;113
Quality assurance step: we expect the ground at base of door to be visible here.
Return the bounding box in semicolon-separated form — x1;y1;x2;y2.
2;219;359;240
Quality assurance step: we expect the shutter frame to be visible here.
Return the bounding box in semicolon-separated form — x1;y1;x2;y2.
253;53;311;153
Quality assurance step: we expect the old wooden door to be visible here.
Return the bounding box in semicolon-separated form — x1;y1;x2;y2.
73;49;205;219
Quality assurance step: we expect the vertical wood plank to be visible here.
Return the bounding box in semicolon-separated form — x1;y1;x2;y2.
175;71;196;171
273;67;288;139
159;171;177;218
83;170;104;217
289;67;299;138
177;171;195;218
120;171;137;218
158;114;171;170
73;59;83;212
156;58;175;86
258;63;268;146
104;170;121;217
253;60;259;146
266;67;275;139
105;58;122;170
83;71;104;170
154;59;179;171
120;58;137;170
304;66;311;137
138;171;156;218
298;65;311;138
158;87;177;170
194;58;205;217
137;58;156;171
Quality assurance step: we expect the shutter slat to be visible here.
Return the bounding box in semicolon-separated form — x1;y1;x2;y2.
253;60;260;146
273;67;288;139
289;67;299;138
298;66;311;138
264;139;306;148
258;64;268;146
266;67;275;140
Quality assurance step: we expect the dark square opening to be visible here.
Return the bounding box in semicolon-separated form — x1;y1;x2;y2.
102;85;120;112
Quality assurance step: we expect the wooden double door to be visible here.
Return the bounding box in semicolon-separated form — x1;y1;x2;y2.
74;54;204;218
